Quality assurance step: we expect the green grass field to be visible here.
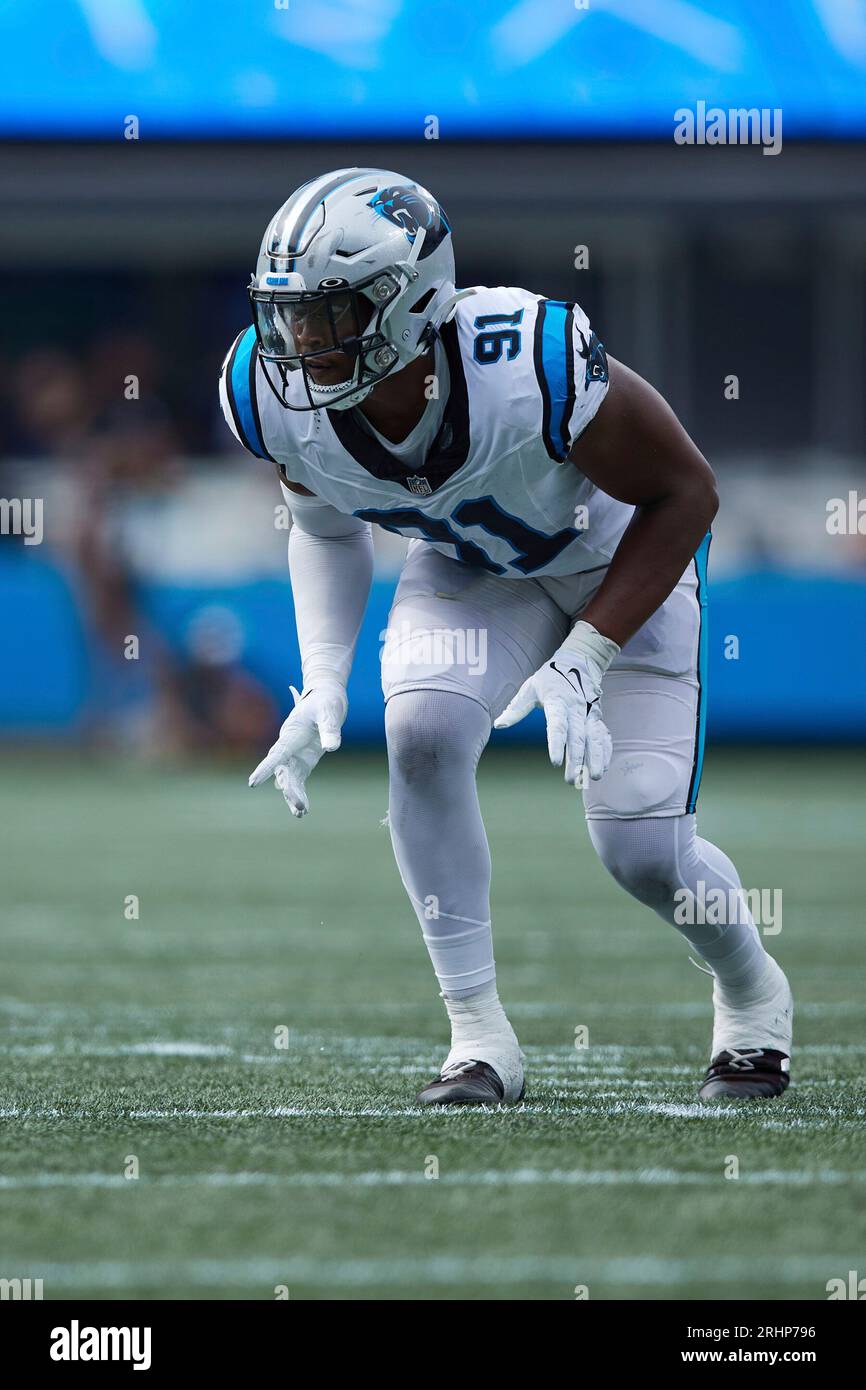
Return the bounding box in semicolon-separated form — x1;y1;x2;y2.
1;746;864;1301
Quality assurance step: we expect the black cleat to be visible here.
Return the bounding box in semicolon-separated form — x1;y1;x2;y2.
698;1047;791;1101
416;1060;524;1107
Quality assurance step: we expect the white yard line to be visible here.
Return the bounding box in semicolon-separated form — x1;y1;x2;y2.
1;1042;235;1059
0;1167;863;1191
3;1038;866;1064
13;1252;863;1290
124;1104;861;1127
1;1099;860;1128
3;1033;866;1055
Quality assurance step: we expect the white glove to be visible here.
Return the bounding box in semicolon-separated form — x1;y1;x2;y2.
494;620;619;785
248;680;347;817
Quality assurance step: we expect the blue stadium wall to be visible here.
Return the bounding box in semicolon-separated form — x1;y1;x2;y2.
2;551;865;742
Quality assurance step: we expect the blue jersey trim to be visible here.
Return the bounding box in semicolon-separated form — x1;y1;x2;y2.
686;531;712;814
533;299;576;462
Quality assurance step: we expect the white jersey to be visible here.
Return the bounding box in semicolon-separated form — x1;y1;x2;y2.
219;285;632;579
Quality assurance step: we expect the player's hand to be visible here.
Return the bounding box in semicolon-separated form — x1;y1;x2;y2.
248;680;348;817
493;621;619;786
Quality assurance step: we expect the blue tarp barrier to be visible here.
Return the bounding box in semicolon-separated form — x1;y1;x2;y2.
1;552;864;741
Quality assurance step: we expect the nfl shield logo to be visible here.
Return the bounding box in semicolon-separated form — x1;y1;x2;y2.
406;475;433;497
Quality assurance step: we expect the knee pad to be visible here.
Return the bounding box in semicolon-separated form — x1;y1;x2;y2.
585;747;685;819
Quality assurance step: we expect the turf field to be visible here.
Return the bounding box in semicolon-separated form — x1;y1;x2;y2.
1;747;864;1301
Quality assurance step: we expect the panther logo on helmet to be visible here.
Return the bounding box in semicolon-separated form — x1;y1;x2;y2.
367;186;450;259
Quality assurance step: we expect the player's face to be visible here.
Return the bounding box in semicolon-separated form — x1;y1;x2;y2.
288;292;374;385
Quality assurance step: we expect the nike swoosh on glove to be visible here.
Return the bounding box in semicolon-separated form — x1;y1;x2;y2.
493;620;620;786
248;681;348;817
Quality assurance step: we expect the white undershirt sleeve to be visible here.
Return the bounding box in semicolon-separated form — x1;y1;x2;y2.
281;482;374;690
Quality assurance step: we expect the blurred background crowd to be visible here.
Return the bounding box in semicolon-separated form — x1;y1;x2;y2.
1;0;865;755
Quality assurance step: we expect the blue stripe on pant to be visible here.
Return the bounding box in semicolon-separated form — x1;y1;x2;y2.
686;531;712;814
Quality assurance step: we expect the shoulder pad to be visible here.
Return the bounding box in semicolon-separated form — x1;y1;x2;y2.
218;327;276;462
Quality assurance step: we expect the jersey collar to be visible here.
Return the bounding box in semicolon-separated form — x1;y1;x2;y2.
325;319;470;495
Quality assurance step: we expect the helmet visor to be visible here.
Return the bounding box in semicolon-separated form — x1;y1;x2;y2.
250;276;393;363
249;272;402;410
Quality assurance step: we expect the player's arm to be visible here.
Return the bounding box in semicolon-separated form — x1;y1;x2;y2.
280;470;373;689
248;471;374;816
495;355;717;787
568;355;719;648
218;335;374;813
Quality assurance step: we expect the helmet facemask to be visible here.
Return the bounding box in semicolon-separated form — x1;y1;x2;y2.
250;269;412;412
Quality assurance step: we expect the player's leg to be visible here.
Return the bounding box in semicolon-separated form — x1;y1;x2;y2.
382;541;569;1104
583;551;793;1098
385;689;522;1103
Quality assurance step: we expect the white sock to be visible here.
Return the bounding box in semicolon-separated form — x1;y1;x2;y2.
442;981;520;1063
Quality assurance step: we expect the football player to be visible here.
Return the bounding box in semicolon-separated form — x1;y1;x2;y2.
220;168;792;1104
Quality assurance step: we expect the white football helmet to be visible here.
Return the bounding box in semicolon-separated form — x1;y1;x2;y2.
249;167;467;411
